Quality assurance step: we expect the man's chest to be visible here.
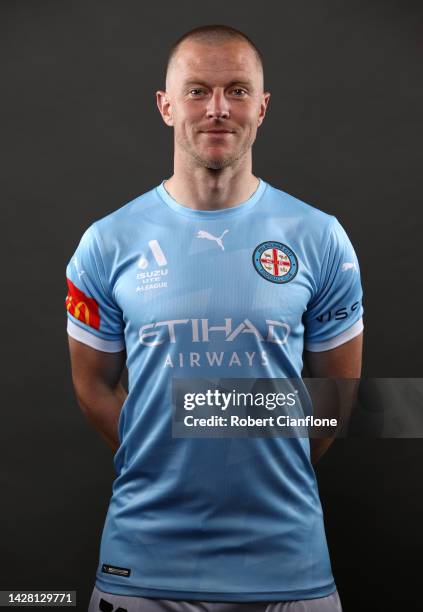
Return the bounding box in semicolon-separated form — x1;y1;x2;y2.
110;220;316;350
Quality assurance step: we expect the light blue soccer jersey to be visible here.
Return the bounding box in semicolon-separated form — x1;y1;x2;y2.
65;178;363;602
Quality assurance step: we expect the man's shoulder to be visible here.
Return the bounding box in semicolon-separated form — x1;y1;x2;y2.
264;181;335;226
92;183;160;233
263;181;338;246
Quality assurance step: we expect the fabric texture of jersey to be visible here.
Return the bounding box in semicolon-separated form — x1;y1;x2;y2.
65;178;363;602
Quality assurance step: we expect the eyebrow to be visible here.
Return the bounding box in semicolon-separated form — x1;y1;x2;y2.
183;79;254;90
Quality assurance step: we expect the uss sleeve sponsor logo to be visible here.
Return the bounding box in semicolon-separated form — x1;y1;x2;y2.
316;301;361;323
65;278;101;329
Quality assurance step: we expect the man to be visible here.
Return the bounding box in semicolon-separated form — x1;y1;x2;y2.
65;24;363;612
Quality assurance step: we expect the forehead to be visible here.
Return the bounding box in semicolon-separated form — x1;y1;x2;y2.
168;39;261;87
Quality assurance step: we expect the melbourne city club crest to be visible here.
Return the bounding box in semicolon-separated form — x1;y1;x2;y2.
252;241;298;284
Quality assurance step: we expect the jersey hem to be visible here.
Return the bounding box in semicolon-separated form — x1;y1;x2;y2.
304;317;363;352
94;577;337;602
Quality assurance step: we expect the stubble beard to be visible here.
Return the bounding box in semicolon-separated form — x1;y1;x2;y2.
176;129;256;171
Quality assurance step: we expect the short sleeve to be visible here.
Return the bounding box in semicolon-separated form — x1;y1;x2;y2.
304;217;364;352
65;224;125;352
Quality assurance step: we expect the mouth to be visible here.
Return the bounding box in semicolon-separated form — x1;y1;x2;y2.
201;129;235;134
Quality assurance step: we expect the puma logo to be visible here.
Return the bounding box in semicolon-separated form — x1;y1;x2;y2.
74;256;86;280
197;229;229;251
341;262;357;272
99;597;127;612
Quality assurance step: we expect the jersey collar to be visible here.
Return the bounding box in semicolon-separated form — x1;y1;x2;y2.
156;178;267;219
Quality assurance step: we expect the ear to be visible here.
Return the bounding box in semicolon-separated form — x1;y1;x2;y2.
156;90;173;127
258;91;271;127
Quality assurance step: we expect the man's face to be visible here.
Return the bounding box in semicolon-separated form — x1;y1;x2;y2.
158;39;270;170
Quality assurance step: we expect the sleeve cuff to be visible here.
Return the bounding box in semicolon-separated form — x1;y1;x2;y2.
67;318;125;353
304;317;364;352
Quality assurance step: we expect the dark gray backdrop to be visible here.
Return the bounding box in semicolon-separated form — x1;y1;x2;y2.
1;1;422;610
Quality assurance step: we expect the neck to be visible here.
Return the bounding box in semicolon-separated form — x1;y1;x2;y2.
163;152;259;211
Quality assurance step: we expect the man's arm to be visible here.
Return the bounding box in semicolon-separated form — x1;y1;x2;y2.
67;336;127;452
303;331;363;465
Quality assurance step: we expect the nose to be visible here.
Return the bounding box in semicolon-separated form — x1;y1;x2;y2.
206;88;230;119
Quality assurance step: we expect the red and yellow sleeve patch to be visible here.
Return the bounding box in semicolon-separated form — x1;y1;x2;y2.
65;278;100;330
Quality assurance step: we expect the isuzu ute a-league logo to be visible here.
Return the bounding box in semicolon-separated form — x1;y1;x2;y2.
252;241;298;284
136;239;168;293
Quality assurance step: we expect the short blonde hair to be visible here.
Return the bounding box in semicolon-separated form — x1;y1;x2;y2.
166;24;263;82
